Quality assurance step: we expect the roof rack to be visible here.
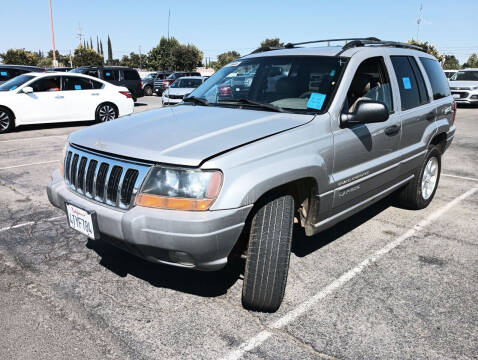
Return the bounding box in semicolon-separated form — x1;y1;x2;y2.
284;37;380;48
336;39;424;55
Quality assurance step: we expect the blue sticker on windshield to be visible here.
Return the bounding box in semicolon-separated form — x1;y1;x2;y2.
307;92;326;110
402;77;412;89
0;71;7;76
106;72;111;76
9;85;17;90
329;70;336;76
74;84;82;90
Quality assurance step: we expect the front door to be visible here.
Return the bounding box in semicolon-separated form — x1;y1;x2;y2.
332;56;401;209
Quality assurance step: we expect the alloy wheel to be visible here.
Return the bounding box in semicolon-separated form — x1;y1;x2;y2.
99;105;116;122
0;111;11;131
421;157;439;200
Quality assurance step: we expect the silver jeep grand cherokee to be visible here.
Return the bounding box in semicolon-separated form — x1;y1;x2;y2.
48;38;455;312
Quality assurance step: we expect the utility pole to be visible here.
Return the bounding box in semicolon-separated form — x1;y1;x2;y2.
77;23;83;46
69;50;73;67
416;2;423;41
168;9;170;40
139;45;142;69
48;0;57;67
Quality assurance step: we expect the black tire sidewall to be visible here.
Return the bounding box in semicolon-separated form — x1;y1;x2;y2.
0;107;13;134
95;103;117;122
144;86;153;96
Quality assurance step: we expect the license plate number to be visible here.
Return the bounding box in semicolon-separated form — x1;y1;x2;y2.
66;203;98;239
453;94;460;99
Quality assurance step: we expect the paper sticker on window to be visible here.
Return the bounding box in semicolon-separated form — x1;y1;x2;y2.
402;77;412;90
307;92;326;110
9;85;17;90
74;84;82;90
0;71;7;76
106;72;111;76
225;61;241;67
329;70;336;76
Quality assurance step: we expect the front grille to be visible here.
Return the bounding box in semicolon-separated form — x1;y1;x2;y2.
64;145;151;209
168;94;184;99
452;91;469;99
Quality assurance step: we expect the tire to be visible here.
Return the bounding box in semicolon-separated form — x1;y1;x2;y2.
242;194;295;312
95;103;118;122
396;145;441;210
0;107;14;134
143;86;153;96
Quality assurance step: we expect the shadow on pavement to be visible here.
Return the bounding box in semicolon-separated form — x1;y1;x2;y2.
89;196;395;298
134;102;147;107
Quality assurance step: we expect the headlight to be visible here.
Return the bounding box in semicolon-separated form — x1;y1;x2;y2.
135;166;223;211
472;86;478;90
59;143;67;176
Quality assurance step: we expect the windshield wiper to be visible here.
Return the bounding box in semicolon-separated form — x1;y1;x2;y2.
183;96;209;106
218;98;290;113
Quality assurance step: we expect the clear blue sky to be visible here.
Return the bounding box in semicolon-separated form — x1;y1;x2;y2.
2;0;477;64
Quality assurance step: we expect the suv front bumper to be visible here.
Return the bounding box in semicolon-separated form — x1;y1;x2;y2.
47;170;250;271
451;90;478;104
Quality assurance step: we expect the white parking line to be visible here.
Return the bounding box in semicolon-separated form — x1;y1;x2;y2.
0;215;65;233
0;135;67;143
442;173;478;183
221;186;478;360
0;160;59;170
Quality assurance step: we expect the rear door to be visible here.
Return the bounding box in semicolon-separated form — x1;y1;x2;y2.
332;56;401;209
61;76;105;121
101;69;120;86
390;55;436;173
122;69;141;96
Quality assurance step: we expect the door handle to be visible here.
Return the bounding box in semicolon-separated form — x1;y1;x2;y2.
384;124;400;136
425;112;435;121
55;95;64;99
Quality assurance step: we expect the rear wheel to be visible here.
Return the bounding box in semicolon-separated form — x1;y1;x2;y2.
0;108;14;134
396;146;441;209
242;194;294;312
95;103;118;122
143;86;153;96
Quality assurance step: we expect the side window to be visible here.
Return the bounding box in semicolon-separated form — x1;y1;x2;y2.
30;76;61;92
124;70;140;80
343;57;393;113
0;68;15;81
408;57;429;105
62;76;104;91
86;70;98;78
420;57;451;100
103;70;118;81
391;56;428;111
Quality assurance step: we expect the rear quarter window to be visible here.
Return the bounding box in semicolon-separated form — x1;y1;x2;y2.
391;56;428;111
123;70;140;80
419;58;451;100
103;70;119;81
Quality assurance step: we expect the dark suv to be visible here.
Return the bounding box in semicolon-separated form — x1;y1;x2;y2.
0;64;43;85
70;66;143;100
154;71;201;95
142;71;172;96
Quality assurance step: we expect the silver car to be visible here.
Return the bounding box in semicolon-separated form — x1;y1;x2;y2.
48;38;455;312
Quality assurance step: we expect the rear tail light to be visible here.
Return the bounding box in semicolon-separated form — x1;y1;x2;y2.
140;80;143;88
162;80;170;88
219;85;231;97
119;91;132;99
451;101;456;125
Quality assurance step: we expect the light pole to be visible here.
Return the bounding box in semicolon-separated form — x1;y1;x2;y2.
48;0;58;67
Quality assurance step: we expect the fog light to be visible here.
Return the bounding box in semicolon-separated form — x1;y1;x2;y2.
471;95;478;100
168;251;194;266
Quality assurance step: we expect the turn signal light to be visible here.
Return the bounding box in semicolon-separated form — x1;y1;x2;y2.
135;194;214;211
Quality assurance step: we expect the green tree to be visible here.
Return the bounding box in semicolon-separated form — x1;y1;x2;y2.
96;36;100;53
462;53;478;68
0;49;40;66
172;44;203;71
260;38;284;49
442;55;460;70
73;46;104;67
148;36;180;70
100;40;104;56
107;35;113;64
407;40;443;62
120;52;149;69
212;51;241;70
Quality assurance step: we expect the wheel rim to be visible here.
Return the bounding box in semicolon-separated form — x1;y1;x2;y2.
0;111;10;131
421;157;439;200
99;105;115;122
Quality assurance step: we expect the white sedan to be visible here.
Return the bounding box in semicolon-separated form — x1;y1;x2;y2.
0;72;134;133
162;76;207;105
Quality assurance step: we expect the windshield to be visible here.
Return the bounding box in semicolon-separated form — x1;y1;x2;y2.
188;55;346;113
0;74;34;91
171;78;203;88
69;68;82;73
143;73;156;79
451;71;478;81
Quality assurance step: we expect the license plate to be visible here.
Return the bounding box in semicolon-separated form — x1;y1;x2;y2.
66;203;99;240
453;94;460;99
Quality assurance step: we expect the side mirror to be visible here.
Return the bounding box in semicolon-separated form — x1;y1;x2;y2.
341;100;389;126
22;86;33;94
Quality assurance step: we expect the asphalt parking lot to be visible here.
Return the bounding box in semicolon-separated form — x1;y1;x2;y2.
0;102;477;359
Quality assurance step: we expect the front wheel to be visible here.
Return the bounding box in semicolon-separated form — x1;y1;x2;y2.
143;86;153;96
396;146;441;209
95;103;118;122
242;194;295;312
0;108;14;134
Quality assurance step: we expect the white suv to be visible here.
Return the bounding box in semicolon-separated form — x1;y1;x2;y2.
449;69;478;106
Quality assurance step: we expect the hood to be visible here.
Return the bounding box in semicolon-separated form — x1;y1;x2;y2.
165;87;195;96
69;105;314;166
449;80;478;89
